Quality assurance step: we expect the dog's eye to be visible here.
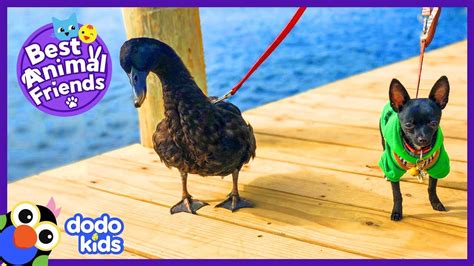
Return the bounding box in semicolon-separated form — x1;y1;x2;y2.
404;123;414;129
430;121;439;127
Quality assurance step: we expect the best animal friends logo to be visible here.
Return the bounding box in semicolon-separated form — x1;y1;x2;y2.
17;13;111;116
64;214;124;255
0;198;61;266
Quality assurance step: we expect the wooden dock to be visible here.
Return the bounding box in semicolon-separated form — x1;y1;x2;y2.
8;40;467;259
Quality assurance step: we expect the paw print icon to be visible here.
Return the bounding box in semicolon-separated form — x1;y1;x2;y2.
65;96;78;109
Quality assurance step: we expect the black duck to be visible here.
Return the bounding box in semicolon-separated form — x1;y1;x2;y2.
120;38;256;214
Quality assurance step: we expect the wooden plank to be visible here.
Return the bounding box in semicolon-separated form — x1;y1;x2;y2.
244;113;467;163
280;92;466;122
101;144;466;228
246;102;466;140
9;175;357;259
304;41;467;106
30;150;466;258
246;134;466;191
314;72;467;107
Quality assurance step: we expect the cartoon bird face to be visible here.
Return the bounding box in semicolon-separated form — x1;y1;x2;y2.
78;24;98;43
0;202;60;265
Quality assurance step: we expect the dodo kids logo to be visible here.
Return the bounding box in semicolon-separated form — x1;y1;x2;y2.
17;14;111;116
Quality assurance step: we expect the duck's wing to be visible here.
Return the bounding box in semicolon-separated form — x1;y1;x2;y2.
207;96;242;116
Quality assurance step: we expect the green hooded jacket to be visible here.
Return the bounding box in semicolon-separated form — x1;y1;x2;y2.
378;103;450;182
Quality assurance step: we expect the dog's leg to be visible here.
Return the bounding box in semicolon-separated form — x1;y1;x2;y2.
428;176;447;211
390;181;403;221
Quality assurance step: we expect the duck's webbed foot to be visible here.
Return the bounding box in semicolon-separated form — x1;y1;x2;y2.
216;170;254;212
216;194;254;212
170;196;208;215
171;171;208;215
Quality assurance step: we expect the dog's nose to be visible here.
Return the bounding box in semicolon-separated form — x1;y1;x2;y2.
418;137;429;145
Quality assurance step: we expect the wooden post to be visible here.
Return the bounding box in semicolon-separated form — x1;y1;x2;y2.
122;8;208;148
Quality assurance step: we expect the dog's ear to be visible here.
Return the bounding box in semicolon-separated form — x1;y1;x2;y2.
389;79;410;112
429;76;450;109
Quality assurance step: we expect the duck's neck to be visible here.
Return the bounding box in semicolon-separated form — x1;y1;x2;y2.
150;50;209;115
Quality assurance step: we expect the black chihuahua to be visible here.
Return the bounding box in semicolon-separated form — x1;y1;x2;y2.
379;76;451;221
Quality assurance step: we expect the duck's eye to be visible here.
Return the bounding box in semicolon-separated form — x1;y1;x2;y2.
58;27;65;33
82;31;85;34
11;202;40;227
404;122;414;129
69;25;76;31
430;121;439;127
35;222;60;251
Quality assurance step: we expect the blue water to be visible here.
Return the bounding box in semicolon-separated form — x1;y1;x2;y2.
7;8;467;181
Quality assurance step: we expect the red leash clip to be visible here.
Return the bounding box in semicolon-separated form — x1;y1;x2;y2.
421;7;441;48
213;7;307;103
416;7;441;98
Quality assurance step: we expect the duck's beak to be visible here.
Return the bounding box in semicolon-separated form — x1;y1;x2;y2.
129;67;147;108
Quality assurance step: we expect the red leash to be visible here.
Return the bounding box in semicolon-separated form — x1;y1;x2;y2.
214;7;307;103
415;7;441;98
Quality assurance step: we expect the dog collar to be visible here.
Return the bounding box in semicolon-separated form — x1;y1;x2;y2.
402;137;432;156
393;150;439;171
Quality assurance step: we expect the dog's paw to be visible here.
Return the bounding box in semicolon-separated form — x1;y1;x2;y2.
431;201;447;212
391;212;403;221
66;96;78;109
